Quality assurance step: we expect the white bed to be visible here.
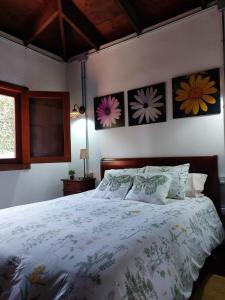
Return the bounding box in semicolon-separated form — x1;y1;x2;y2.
0;192;224;299
0;155;224;300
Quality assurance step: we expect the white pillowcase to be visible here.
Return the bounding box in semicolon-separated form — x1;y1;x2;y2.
92;173;133;199
104;167;146;176
185;173;208;197
144;164;190;199
125;173;172;204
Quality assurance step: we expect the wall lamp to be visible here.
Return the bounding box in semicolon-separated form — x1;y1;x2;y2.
70;104;85;119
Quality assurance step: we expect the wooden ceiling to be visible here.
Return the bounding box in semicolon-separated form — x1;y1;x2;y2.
0;0;213;61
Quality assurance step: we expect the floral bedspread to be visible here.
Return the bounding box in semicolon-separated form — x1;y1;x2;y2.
0;192;224;300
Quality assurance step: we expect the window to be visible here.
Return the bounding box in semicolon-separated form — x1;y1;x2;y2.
0;94;16;159
0;81;29;171
0;82;71;171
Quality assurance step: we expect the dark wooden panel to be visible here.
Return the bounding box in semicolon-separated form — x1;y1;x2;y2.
129;0;211;27
116;0;143;34
74;0;125;25
62;0;106;49
56;0;67;60
0;0;213;59
32;18;63;57
74;0;134;41
28;91;71;163
24;5;58;45
64;20;92;57
30;98;64;157
0;0;56;39
101;156;221;215
96;14;134;42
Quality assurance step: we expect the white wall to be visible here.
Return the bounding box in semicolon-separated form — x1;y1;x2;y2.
0;39;69;209
68;7;225;183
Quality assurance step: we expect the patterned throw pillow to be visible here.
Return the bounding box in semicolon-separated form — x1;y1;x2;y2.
125;173;172;204
92;173;133;199
144;164;190;199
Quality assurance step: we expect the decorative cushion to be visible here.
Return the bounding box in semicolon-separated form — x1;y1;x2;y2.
125;173;172;204
145;164;190;199
185;173;208;197
92;173;133;199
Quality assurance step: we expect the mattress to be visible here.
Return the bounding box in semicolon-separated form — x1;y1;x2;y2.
0;191;224;299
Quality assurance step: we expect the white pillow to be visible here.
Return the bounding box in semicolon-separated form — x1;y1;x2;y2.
145;164;190;199
92;173;133;199
104;167;146;176
185;173;208;197
125;173;172;204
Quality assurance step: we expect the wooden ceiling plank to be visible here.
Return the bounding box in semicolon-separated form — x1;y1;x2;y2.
56;0;67;61
61;0;105;50
116;0;142;34
25;6;58;46
199;0;207;9
63;14;97;50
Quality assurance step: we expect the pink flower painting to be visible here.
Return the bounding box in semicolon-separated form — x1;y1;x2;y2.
94;92;124;130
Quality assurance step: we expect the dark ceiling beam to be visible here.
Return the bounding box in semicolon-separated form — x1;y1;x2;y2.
199;0;207;9
24;6;58;46
116;0;143;34
56;0;67;61
61;0;105;50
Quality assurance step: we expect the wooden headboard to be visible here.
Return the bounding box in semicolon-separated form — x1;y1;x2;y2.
101;156;221;215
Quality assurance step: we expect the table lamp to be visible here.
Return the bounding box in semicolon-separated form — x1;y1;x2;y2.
80;148;89;179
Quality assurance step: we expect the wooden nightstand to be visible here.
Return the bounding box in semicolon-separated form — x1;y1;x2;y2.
61;178;96;196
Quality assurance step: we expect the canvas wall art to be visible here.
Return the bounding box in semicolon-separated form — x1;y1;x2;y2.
128;82;166;126
173;68;220;118
94;92;125;130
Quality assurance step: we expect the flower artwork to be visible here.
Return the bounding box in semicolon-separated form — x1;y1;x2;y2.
94;92;125;130
128;83;166;126
173;68;220;118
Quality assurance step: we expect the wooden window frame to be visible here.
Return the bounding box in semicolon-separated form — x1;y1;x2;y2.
26;91;71;163
0;83;71;171
0;81;30;171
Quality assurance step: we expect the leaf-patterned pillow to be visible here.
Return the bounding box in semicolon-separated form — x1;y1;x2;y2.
92;173;133;199
145;164;190;199
125;173;172;204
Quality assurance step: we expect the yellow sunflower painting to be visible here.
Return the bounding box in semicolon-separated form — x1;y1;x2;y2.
173;68;220;118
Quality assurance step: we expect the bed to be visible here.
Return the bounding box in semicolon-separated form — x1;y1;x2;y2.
0;156;224;300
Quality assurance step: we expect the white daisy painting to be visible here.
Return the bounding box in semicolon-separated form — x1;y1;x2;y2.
128;82;166;126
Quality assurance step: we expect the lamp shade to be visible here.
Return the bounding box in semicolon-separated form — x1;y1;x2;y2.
70;104;86;119
70;110;80;118
80;148;89;159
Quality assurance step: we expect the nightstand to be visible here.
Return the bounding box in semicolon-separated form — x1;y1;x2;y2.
61;178;96;196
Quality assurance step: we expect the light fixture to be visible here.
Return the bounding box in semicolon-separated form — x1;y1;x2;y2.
70;104;85;119
80;148;89;178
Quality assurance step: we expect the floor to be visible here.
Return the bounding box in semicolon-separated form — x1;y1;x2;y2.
190;274;225;300
190;243;225;299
